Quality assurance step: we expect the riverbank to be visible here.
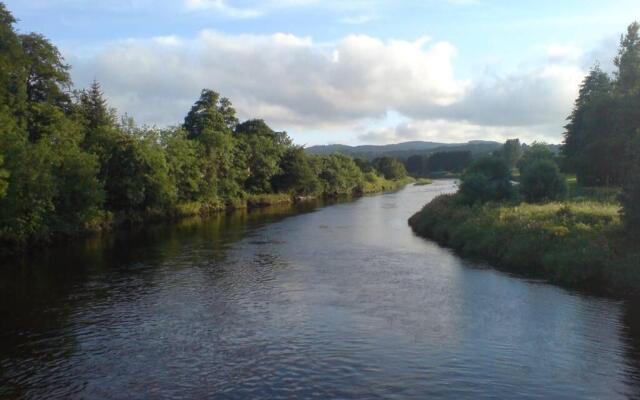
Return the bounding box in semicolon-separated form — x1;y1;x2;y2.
2;178;418;257
409;193;640;295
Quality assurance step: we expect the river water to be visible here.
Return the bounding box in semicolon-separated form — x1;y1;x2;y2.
1;180;639;399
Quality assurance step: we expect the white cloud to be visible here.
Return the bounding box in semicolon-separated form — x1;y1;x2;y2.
358;120;564;145
69;31;465;127
67;30;587;144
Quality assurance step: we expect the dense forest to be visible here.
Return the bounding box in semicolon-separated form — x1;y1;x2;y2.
410;21;640;293
0;3;412;254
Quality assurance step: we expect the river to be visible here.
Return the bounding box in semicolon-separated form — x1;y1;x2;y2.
1;180;639;399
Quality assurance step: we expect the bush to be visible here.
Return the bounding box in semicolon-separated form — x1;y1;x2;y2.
520;159;567;203
372;156;407;180
459;156;513;204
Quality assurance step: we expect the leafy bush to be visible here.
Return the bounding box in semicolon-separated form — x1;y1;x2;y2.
520;159;567;203
459;156;513;204
372;156;407;180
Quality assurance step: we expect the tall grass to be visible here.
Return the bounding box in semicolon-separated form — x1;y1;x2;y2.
409;193;640;294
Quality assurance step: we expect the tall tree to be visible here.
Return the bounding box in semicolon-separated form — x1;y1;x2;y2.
235;119;290;193
501;139;522;170
562;65;616;185
183;90;245;200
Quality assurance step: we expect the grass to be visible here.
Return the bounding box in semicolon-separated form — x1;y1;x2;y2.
414;178;433;186
361;173;414;194
409;191;640;295
246;193;293;207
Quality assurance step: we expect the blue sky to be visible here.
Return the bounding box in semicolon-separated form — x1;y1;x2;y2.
5;0;640;145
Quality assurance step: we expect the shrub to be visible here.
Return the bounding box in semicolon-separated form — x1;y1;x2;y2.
459;156;513;204
520;159;567;203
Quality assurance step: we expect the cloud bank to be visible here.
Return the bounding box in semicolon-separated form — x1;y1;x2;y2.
67;30;588;144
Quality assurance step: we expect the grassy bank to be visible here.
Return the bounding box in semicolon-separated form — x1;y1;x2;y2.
414;178;433;186
361;174;416;194
409;194;640;294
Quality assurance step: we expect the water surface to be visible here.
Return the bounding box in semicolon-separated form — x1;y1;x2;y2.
1;180;639;399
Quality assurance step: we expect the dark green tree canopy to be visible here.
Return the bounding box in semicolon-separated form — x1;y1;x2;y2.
372;156;407;180
459;156;513;204
183;89;238;140
21;33;71;106
520;159;566;203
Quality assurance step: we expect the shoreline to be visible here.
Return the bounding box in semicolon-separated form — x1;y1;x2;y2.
1;180;418;258
409;193;640;297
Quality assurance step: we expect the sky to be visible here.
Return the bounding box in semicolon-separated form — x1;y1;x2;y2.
5;0;640;145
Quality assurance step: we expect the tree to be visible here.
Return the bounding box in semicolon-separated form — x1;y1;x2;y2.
21;33;71;114
318;154;364;195
77;81;117;137
501;139;522;169
0;155;7;199
562;65;616;185
372;156;407;180
614;22;640;98
620;133;640;236
0;3;26;123
427;151;472;173
272;146;320;195
517;142;555;172
183;90;247;201
184;89;238;139
405;154;428;176
235;119;290;193
162;128;204;202
103;133;176;213
519;160;567;203
459;156;513;204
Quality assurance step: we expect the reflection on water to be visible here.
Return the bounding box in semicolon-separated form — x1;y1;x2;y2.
1;181;639;399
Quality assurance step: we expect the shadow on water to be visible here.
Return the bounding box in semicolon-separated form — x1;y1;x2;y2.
0;199;335;397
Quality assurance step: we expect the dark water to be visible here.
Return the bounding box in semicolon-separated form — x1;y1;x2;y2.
1;180;639;399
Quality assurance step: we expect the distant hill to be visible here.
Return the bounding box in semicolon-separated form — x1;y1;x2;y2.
306;140;503;160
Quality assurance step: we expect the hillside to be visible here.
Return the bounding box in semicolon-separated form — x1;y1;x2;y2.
306;140;503;160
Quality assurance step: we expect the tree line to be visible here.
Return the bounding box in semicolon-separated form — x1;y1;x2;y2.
453;22;640;236
562;21;640;235
0;3;408;252
404;151;472;177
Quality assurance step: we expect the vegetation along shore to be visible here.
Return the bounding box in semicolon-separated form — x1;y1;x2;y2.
410;22;640;295
0;4;420;256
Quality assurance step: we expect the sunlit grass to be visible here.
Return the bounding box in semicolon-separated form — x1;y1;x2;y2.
409;193;639;294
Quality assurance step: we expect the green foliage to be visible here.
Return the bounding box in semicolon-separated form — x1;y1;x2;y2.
427;151;471;173
103;133;176;213
620;133;640;236
318;154;364;195
519;160;567;203
0;155;8;199
405;154;427;176
183;89;237;140
162;128;204;202
560;21;640;233
409;194;639;293
414;178;433;186
459;156;513;204
0;2;414;253
272;146;321;195
235;119;289;194
372;156;407;180
517;142;555;172
500;139;522;169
